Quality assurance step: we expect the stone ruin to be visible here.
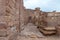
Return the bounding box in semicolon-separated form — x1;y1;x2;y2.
0;0;60;40
29;8;60;35
25;7;60;35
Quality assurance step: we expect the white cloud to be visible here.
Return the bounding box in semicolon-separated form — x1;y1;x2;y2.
24;0;51;8
24;0;60;12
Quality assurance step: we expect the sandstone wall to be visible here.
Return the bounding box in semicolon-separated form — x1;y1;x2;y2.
26;9;34;23
47;12;60;26
0;0;7;24
0;0;25;32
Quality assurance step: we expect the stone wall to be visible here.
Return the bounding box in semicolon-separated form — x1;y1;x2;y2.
0;0;25;32
47;12;60;26
0;0;7;24
26;9;34;23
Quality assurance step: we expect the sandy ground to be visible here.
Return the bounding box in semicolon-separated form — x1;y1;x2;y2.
0;23;60;40
17;23;60;40
17;35;60;40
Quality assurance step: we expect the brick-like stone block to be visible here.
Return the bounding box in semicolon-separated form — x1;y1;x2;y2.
56;26;60;35
0;37;7;40
0;30;7;37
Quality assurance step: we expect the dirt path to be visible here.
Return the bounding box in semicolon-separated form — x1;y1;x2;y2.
18;23;60;40
20;23;44;37
2;23;60;40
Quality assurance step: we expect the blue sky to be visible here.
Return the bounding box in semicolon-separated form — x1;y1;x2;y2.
24;0;60;12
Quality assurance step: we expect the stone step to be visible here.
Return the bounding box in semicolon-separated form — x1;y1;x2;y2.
39;28;56;35
38;25;56;31
43;27;56;31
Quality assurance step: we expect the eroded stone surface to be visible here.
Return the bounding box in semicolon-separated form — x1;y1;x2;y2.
21;23;44;38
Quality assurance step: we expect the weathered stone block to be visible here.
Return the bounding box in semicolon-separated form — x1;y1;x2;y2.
0;30;7;37
56;26;60;35
0;37;7;40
